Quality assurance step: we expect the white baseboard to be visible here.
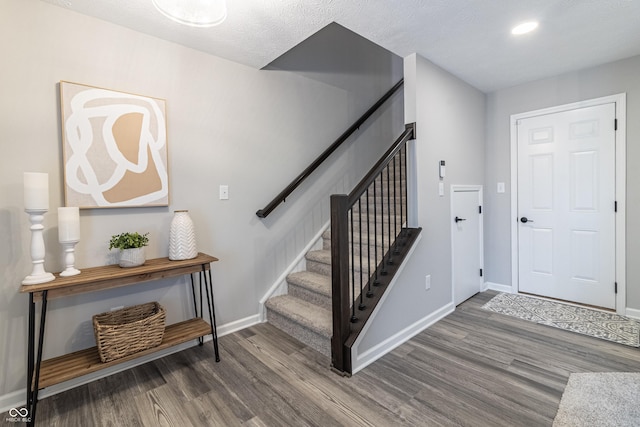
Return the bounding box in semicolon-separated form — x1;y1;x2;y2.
0;314;261;414
351;302;455;375
625;307;640;320
217;314;261;336
0;390;24;418
485;282;513;293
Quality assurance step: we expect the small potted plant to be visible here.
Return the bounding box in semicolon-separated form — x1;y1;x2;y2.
108;232;149;267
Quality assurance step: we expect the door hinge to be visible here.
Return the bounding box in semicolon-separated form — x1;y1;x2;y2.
614;119;618;131
480;268;483;277
615;201;617;212
479;205;482;214
615;282;618;294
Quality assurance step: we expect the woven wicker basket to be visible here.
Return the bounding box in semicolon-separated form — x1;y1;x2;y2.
93;302;166;363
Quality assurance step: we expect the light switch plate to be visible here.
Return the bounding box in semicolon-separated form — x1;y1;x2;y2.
438;182;444;197
219;185;229;200
497;182;505;193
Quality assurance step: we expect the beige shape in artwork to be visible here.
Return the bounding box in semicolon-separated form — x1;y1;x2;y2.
103;112;163;203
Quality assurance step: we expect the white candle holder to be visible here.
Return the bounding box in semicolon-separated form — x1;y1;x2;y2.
22;208;55;285
59;240;80;276
58;206;80;276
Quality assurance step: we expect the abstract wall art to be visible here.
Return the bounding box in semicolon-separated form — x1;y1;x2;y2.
60;81;169;208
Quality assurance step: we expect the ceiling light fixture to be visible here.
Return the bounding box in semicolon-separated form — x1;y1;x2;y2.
511;21;539;35
152;0;227;28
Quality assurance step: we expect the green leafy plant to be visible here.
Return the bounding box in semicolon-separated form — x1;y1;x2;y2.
108;232;149;250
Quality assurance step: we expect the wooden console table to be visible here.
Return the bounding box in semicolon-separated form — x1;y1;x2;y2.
19;253;219;426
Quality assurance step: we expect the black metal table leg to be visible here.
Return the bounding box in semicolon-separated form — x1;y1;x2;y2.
199;274;203;334
201;266;220;362
205;268;220;362
189;274;203;346
26;290;48;427
26;293;35;426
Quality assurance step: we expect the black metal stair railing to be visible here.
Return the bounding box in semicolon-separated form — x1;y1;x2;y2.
256;79;404;219
331;122;422;375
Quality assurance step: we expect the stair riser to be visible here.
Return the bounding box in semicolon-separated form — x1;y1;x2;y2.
357;183;406;190
266;309;331;357
350;203;406;214
349;219;406;236
357;189;407;199
332;230;408;241
306;259;375;279
288;283;332;311
353;208;406;219
374;166;405;177
351;220;405;232
306;259;332;276
322;239;399;258
324;226;405;241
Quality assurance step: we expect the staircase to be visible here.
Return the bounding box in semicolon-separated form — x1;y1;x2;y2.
264;250;333;356
256;78;417;373
264;160;406;358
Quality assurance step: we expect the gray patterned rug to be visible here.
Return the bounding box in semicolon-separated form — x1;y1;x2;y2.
482;293;640;347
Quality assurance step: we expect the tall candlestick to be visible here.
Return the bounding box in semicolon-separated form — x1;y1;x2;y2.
58;207;80;243
24;172;49;210
22;211;55;285
22;172;55;285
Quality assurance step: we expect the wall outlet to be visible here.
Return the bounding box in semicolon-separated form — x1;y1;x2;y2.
425;275;431;291
110;305;124;311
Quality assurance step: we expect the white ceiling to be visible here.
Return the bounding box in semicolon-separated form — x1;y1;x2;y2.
41;0;640;92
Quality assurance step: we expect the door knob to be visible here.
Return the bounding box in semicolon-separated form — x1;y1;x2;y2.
520;217;534;223
455;216;466;223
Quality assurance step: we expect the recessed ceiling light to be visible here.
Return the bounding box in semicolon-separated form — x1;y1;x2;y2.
511;21;539;35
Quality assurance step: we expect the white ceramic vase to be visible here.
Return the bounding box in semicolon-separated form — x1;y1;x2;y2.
119;247;146;267
169;210;198;260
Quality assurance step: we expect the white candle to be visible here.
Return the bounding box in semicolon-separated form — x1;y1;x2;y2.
24;172;49;210
58;206;80;242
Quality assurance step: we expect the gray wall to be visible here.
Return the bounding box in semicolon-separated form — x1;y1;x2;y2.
0;0;402;400
356;53;486;354
484;55;640;311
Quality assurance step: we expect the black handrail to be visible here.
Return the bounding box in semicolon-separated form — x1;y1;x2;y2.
256;79;404;218
347;123;415;206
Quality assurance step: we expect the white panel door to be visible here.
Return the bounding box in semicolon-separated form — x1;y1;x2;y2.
517;103;616;309
452;187;483;306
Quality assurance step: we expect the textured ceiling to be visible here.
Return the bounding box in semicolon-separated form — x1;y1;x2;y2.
41;0;640;92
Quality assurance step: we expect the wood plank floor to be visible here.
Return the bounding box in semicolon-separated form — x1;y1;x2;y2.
4;291;640;426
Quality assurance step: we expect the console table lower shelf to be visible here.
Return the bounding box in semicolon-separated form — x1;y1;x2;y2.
37;318;211;389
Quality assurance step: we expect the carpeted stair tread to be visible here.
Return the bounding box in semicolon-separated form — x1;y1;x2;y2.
306;249;378;278
287;271;331;298
306;249;377;269
322;228;403;246
265;295;332;338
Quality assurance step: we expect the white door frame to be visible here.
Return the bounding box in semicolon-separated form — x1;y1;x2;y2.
451;185;484;305
510;94;626;314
